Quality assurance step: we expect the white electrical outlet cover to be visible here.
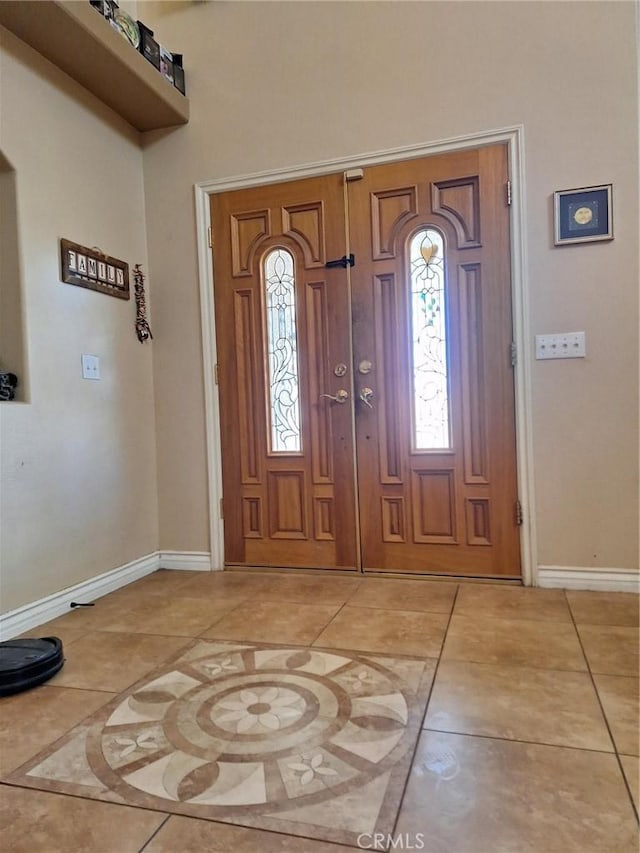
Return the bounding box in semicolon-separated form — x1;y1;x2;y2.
81;354;101;379
535;332;586;360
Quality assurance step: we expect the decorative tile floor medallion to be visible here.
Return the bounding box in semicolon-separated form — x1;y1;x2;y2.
7;641;435;847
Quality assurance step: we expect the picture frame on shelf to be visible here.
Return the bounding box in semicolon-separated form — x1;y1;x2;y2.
113;9;140;49
173;64;186;95
159;45;174;84
138;21;160;70
554;184;613;246
90;0;117;22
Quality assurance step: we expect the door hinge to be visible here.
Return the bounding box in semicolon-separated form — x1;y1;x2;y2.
506;180;512;206
325;253;355;269
214;363;219;385
510;341;517;367
515;499;523;526
219;498;224;519
208;226;212;249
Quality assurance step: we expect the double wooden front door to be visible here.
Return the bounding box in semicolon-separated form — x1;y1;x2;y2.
211;144;521;578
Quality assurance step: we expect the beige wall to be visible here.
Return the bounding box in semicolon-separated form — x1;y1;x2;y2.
0;29;158;612
142;0;639;572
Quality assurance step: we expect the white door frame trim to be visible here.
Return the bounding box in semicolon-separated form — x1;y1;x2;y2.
194;125;538;585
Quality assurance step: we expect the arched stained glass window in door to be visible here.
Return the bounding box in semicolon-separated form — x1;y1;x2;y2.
409;229;451;450
264;248;302;453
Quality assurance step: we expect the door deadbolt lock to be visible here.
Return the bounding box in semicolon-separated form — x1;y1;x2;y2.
358;360;373;374
333;363;348;377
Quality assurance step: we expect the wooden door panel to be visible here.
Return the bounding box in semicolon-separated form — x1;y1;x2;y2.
306;280;333;483
211;175;358;570
230;210;271;276
412;469;457;543
431;175;481;247
373;270;404;483
349;145;521;577
458;262;488;484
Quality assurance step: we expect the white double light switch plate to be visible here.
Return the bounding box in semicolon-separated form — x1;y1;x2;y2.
81;354;100;379
535;332;586;360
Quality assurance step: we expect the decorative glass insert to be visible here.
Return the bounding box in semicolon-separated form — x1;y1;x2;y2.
264;248;301;452
409;229;450;449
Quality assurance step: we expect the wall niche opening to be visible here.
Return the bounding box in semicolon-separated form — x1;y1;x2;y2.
0;151;28;402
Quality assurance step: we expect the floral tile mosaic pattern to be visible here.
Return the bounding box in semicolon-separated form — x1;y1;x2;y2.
8;640;435;847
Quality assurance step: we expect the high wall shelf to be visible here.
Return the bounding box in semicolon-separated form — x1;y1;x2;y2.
0;1;189;132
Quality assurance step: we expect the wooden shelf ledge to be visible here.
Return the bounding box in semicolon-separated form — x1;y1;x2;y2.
0;0;189;132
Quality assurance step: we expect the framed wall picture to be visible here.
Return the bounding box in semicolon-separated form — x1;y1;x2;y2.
60;239;129;299
159;46;174;84
554;184;613;245
138;24;160;70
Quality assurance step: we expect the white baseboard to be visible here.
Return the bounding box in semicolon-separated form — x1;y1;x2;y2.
0;552;160;640
0;550;217;639
158;551;214;571
537;565;640;593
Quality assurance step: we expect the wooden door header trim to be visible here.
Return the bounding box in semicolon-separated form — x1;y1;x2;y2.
194;125;538;585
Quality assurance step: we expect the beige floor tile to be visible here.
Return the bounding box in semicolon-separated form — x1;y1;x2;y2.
125;569;204;592
620;754;639;813
425;660;612;751
144;815;351;852
35;597;132;633
349;578;457;614
578;624;639;676
101;580;245;615
99;571;204;605
454;584;572;622
257;573;362;606
567;590;639;627
98;595;243;636
0;785;165;853
395;731;639;852
19;625;90;647
177;570;275;599
48;631;191;692
0;685;114;776
315;605;448;657
94;570;203;600
442;614;586;671
201;600;341;645
594;674;639;755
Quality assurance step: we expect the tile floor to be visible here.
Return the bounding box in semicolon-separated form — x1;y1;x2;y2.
1;570;638;852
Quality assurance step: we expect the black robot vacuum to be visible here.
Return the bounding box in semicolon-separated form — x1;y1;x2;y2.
0;637;65;696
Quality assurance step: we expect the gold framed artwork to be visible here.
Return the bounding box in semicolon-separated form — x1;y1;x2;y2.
60;239;130;299
553;184;613;246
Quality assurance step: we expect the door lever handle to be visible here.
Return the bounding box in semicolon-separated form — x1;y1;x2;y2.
359;387;374;409
320;389;349;404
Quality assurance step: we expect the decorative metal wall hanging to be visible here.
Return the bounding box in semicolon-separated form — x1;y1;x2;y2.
60;239;129;299
133;264;153;343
